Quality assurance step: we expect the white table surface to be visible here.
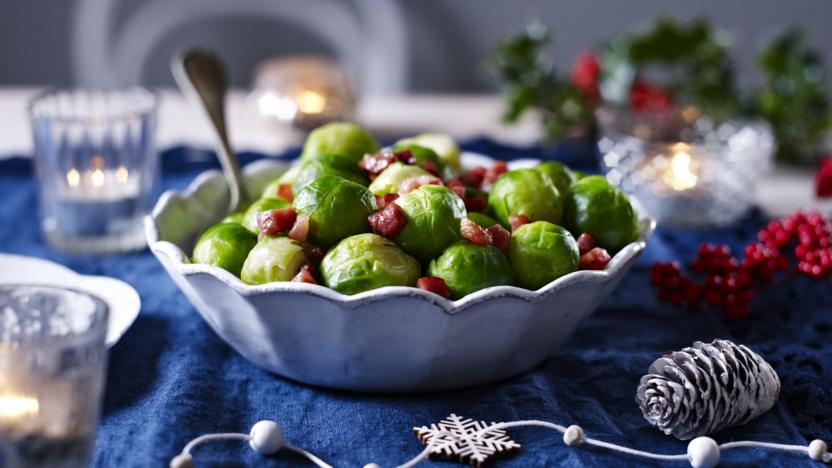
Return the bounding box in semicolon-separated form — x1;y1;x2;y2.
1;86;826;218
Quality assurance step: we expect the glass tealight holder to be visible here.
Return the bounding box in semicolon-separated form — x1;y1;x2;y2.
0;285;109;468
597;107;775;227
29;87;159;254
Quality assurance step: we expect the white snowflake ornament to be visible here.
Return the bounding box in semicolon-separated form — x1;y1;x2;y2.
413;414;520;466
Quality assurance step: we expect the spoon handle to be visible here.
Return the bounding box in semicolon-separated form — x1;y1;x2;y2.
172;49;249;213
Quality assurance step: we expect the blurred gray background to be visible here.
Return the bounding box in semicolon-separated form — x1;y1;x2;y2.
1;0;829;93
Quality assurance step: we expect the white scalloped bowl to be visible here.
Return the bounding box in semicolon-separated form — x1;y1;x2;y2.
145;153;655;392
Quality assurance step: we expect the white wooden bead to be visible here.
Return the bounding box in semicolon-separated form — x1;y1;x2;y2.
563;425;585;446
808;439;827;461
169;453;194;468
249;420;284;455
687;437;720;468
363;464;381;468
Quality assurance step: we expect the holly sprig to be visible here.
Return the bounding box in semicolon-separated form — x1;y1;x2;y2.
599;17;740;120
489;22;594;141
755;29;832;164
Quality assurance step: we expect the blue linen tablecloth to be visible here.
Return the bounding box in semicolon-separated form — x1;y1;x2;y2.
0;139;830;467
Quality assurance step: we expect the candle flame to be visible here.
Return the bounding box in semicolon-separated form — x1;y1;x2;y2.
257;92;297;119
115;165;129;183
66;169;81;187
663;144;698;191
296;90;326;114
0;394;39;420
90;168;105;187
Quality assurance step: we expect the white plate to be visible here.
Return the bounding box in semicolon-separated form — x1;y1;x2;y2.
0;253;141;347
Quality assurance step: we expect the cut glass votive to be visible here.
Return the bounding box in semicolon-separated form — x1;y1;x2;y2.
28;87;159;254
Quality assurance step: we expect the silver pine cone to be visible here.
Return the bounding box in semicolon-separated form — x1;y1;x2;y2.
636;339;780;440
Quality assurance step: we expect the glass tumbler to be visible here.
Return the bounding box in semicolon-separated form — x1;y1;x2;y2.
28;88;158;254
0;285;109;468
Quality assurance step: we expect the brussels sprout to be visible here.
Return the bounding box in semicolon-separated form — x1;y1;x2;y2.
221;211;245;224
466;212;499;228
509;221;579;290
487;168;563;227
391;143;445;174
321;233;421;294
367;162;432;196
393;185;467;261
300;122;379;163
293;154;368;193
261;164;303;199
293;174;377;247
572;170;587;180
242;197;292;234
564;175;639;252
260;178;282;200
536;161;576;195
240;236;308;284
395;133;461;175
192;223;257;276
427;241;514;299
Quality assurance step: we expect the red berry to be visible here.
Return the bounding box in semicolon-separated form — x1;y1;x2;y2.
570;51;601;102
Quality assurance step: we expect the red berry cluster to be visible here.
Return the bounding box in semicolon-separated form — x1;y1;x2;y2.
815;157;832;198
630;78;673;114
651;210;832;318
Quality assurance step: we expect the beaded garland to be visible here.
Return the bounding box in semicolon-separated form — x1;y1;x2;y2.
169;418;830;467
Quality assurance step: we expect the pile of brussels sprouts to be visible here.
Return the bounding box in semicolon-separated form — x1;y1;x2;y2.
192;122;640;300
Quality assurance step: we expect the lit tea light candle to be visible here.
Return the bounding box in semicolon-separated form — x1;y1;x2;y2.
662;143;699;191
54;155;144;239
0;394;39;422
64;155;134;193
250;56;355;131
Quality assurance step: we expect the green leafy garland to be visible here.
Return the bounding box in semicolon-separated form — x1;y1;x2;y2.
491;18;832;163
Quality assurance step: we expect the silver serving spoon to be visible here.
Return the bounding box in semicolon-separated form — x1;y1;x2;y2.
172;49;249;213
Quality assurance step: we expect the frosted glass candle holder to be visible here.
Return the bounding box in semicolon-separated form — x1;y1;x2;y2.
0;285;109;468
